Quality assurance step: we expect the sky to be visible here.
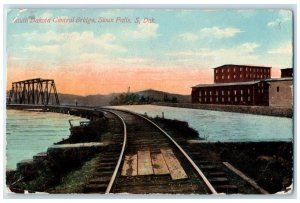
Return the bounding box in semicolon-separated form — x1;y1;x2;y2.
5;8;293;95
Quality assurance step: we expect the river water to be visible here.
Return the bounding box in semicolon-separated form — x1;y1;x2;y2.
109;105;293;142
6;105;293;169
6;110;87;170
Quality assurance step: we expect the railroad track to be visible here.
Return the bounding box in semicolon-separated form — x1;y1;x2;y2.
8;104;269;194
83;108;217;194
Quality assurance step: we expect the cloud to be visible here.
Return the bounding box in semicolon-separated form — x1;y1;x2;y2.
179;33;198;41
200;26;243;38
19;31;127;55
268;42;292;55
179;26;243;42
267;10;292;28
166;42;260;67
122;23;159;39
237;42;260;53
23;44;60;53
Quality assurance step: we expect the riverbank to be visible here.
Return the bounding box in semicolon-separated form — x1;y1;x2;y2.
153;102;293;118
187;141;293;193
6;107;293;194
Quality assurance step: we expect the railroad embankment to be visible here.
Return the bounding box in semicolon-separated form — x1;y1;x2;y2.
6;106;293;194
154;102;293;118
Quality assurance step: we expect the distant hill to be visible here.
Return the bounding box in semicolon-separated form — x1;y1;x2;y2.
58;89;190;106
136;89;190;103
58;93;117;107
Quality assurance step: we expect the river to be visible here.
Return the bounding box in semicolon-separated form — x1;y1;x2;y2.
109;105;293;142
6;109;87;170
6;105;293;169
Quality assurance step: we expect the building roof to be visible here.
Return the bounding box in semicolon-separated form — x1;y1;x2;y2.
280;68;293;70
212;64;271;69
192;80;261;88
264;78;293;82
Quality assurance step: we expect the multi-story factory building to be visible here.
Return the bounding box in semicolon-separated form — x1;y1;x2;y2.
192;64;293;107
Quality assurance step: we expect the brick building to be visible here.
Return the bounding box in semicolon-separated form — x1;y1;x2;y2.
192;81;269;106
266;78;293;108
191;64;293;107
213;64;271;83
281;68;293;78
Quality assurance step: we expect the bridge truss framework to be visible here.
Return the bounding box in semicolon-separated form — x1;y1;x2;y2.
7;78;60;105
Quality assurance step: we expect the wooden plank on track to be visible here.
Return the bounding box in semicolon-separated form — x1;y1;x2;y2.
138;151;153;175
121;154;137;176
161;149;188;180
151;153;170;175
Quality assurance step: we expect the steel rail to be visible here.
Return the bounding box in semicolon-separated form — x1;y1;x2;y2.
99;110;127;194
7;104;216;194
104;108;218;195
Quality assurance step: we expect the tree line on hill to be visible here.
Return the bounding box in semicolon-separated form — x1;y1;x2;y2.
109;93;178;105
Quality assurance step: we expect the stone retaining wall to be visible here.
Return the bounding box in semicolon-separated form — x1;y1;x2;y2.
154;102;293;118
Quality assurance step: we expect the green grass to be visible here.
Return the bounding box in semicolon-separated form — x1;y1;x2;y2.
48;155;101;193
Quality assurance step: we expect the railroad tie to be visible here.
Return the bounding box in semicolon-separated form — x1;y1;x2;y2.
138;151;154;175
121;154;137;176
161;149;188;180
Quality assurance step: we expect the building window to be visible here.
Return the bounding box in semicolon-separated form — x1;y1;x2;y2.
248;96;251;102
234;74;236;79
246;67;248;71
235;97;237;102
210;97;212;102
210;91;212;96
222;75;224;79
199;91;202;96
241;89;243;95
216;76;218;80
205;98;206;102
261;83;264;87
228;75;230;79
258;90;260;94
199;98;201;102
234;90;237;95
216;91;218;96
234;68;236;72
222;69;224;73
262;89;264;94
260;74;263;78
228;97;230;102
222;90;224;95
277;86;280;92
216;69;218;73
227;68;230;73
246;74;248;78
248;88;250;94
241;96;243;102
240;67;242;71
249;74;252;78
250;68;252;71
205;91;207;95
228;90;230;95
216;97;219;102
240;74;243;78
222;97;224;102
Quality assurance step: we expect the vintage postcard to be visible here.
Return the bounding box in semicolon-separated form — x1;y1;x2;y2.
4;7;294;196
